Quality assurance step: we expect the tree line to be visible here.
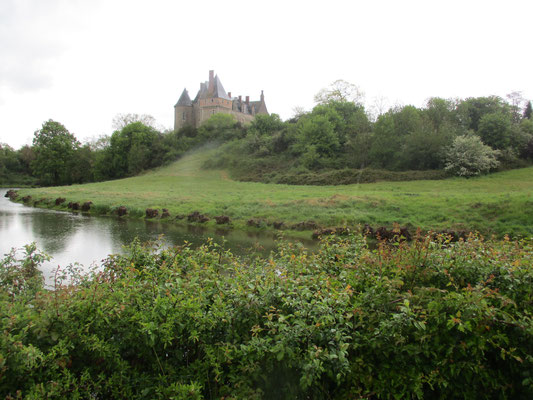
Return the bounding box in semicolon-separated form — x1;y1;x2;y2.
0;114;210;187
1;89;532;187
205;89;533;183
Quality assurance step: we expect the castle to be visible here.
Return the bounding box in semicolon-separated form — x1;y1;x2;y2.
174;70;268;131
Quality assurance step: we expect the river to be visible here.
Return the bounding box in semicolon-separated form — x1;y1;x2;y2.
0;189;316;283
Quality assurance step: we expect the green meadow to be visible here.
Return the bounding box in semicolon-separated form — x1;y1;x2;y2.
15;148;533;238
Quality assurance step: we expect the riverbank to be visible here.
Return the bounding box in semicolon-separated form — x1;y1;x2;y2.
9;148;533;239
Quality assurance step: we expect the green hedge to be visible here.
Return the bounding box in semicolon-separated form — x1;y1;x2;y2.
223;161;448;185
271;168;449;185
1;235;532;399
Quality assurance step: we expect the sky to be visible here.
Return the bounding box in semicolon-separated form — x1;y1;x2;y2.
1;0;532;148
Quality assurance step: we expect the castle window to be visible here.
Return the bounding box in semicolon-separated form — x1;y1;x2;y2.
182;112;186;121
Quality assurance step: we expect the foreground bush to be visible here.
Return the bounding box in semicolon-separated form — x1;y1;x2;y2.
1;234;532;399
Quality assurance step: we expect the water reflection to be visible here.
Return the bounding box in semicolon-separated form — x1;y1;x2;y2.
0;189;317;283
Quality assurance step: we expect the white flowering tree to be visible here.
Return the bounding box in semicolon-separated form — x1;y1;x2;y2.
444;135;500;177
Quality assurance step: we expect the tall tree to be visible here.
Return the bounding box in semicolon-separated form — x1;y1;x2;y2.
106;122;162;178
31;120;80;186
314;80;365;105
477;113;512;150
248;114;284;136
456;96;511;132
506;91;526;122
18;145;35;175
424;97;459;131
112;113;160;130
524;101;532;120
294;114;339;169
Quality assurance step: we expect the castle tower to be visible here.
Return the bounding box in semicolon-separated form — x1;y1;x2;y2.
174;88;193;131
196;70;233;125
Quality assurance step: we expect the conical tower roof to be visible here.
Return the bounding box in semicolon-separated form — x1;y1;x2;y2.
175;88;192;106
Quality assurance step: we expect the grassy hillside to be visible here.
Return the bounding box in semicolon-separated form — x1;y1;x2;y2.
15;148;533;237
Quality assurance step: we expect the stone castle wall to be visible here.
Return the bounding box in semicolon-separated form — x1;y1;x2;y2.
175;104;255;131
174;106;194;131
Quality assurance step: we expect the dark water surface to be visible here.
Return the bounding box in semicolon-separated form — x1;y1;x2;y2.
1;189;316;283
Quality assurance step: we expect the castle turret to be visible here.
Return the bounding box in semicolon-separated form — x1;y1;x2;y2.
174;88;193;131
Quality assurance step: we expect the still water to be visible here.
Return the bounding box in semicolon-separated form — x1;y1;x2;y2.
0;189;316;283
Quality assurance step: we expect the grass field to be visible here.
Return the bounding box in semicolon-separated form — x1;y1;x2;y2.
15;148;533;238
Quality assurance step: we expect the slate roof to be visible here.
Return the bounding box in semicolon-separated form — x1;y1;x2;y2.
194;75;231;101
250;100;268;115
175;88;192;106
212;75;231;100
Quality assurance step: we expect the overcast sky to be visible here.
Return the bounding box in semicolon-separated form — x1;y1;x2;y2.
1;0;532;148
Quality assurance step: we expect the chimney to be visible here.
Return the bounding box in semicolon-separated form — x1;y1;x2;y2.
245;96;249;104
238;95;242;102
208;70;214;93
260;90;264;102
228;92;231;98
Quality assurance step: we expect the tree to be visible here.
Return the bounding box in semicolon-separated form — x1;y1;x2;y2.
456;96;511;132
248;114;284;136
517;119;533;158
523;137;533;159
290;106;307;122
0;144;20;173
506;91;526;122
444;135;500;177
368;106;425;170
312;101;371;142
0;144;21;184
197;114;243;142
477;113;512;150
294;114;339;169
424;97;459;131
18;145;35;175
345;131;373;169
369;111;400;169
400;126;454;170
392;105;423;136
70;144;95;184
314;80;364;105
31;120;80;186
112;113;161;131
107;122;161;178
368;95;389;121
523;101;532;120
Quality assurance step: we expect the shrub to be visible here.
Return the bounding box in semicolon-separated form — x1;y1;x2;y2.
444;134;500;176
1;236;532;398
